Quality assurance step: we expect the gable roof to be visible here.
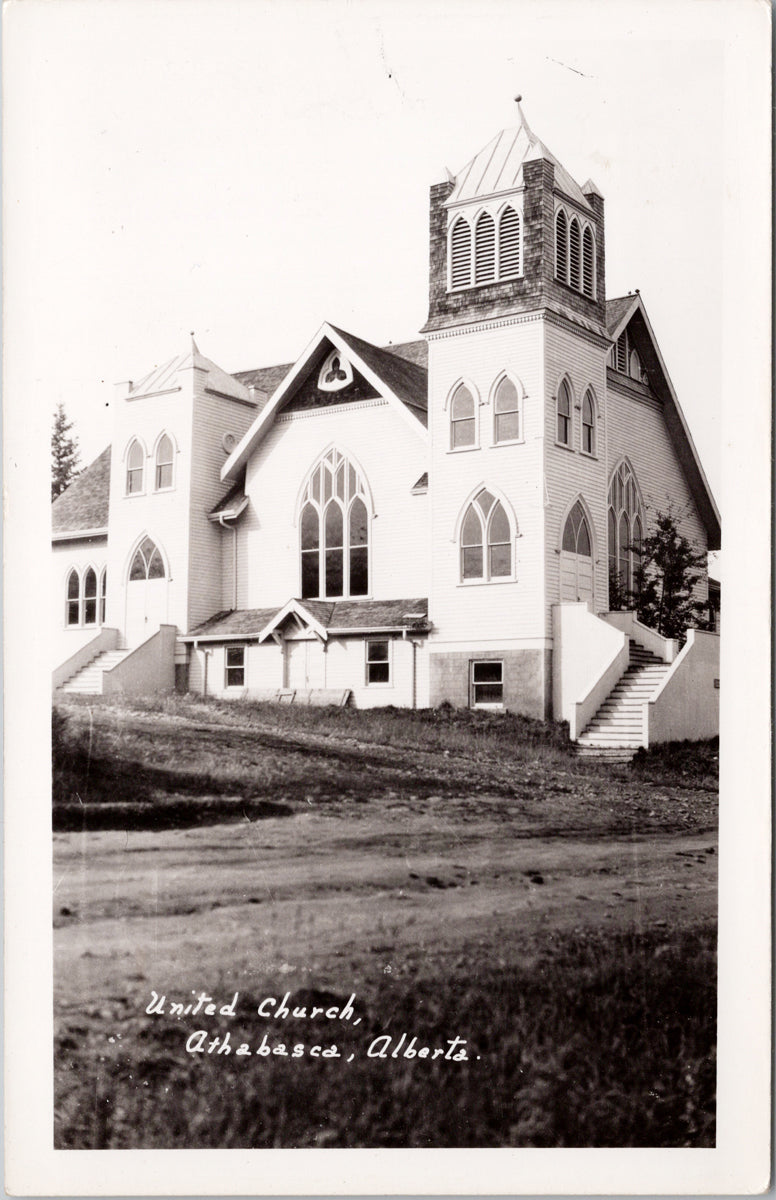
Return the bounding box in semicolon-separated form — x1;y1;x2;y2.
222;322;428;483
606;294;721;550
52;447;111;537
447;103;594;214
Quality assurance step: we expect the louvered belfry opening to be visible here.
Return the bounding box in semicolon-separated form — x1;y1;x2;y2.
474;212;496;284
450;218;472;288
569;218;582;290
498;207;520;278
555;209;568;282
582;227;595;298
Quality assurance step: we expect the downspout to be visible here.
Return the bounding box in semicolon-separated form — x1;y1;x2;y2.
402;626;418;710
217;515;238;610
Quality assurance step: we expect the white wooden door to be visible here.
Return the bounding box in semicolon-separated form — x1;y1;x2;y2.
126;577;168;647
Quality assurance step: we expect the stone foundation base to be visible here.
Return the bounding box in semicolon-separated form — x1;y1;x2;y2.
429;648;551;720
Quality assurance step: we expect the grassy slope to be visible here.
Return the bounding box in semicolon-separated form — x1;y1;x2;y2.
52;698;718;1149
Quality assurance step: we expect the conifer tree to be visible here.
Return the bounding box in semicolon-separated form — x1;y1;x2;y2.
632;508;710;640
51;403;81;499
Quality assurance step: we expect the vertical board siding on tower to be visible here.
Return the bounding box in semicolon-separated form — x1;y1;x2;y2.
428;320;546;644
240;402;429;610
543;321;609;632
607;382;709;603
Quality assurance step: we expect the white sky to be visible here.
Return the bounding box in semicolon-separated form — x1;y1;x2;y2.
8;0;727;502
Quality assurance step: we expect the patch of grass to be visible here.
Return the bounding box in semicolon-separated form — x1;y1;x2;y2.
54;923;716;1149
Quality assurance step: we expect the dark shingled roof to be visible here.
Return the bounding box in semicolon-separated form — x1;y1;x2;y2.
383;340;428;370
187;597;429;639
605;295;638;336
52;447;111;535
232;361;295;398
328;326;428;423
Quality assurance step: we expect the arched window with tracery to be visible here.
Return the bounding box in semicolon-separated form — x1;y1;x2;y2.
155;434;174;490
560;500;594;604
129;536;166;581
460;489;513;582
126;439;145;495
299;449;370;599
608;461;644;597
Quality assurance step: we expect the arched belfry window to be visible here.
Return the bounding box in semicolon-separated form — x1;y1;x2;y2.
568;217;582;291
555;209;568;282
608;461;644;596
126;439;145;495
459;489;514;582
450;218;472;289
474;212;496;284
299;449;370;599
129;536;166;581
582;226;595;298
155;434;174;490
498;207;521;278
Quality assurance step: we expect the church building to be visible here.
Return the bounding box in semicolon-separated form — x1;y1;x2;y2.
52;104;721;751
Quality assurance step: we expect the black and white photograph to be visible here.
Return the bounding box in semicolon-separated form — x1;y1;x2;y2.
4;0;771;1193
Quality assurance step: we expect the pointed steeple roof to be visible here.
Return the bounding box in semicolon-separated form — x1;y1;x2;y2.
446;100;593;213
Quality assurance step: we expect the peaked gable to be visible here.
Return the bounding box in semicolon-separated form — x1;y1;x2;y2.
52;447;111;536
606;294;721;550
222;322;428;483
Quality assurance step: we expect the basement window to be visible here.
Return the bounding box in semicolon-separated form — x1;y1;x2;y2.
225;645;245;687
366;639;391;685
470;660;503;708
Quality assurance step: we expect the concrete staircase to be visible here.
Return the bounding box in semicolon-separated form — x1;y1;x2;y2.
60;648;132;695
575;641;672;758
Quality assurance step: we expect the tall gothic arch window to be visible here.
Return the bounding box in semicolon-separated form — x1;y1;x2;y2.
560;500;594;603
608;461;644;595
299;449;370;599
155;434;174;490
556;379;572;446
126;439;145;495
474;212;496;284
450;217;472;289
450;383;476;449
581;389;596;456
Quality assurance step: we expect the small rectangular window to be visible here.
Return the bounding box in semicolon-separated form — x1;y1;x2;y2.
366;639;390;685
225;645;245;687
470;660;503;707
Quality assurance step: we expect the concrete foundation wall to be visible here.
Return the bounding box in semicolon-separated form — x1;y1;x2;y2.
429;647;550;719
647;629;720;744
102;625;177;697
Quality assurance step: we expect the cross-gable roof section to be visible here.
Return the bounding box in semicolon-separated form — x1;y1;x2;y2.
221;323;428;483
52;447;111;537
185;598;430;642
606;293;721;550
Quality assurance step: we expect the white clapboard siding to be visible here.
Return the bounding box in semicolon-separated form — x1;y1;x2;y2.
427;319;545;645
543;320;609;630
236;400;429;609
607;377;709;603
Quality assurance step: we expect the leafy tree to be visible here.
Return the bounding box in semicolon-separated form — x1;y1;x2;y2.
631;508;710;640
51;402;81;499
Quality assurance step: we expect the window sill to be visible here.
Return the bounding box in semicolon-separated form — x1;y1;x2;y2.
491;437;525;449
153;485;176;495
447;445;480;455
124;491;147;499
580;450;598;461
365;681;393;689
458;576;516;588
471;701;505;711
554;441;576;453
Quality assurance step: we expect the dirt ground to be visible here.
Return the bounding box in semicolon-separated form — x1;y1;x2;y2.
54;789;717;1020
